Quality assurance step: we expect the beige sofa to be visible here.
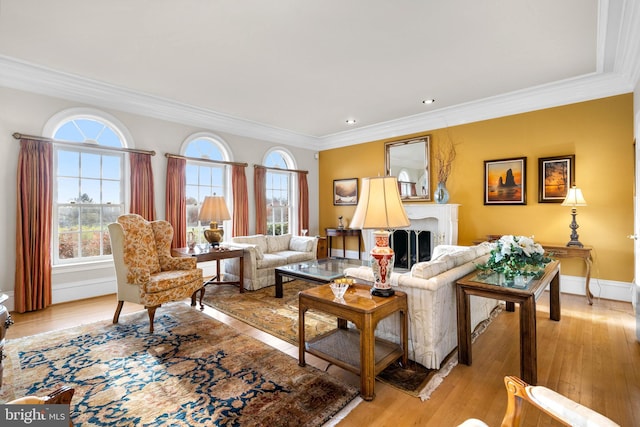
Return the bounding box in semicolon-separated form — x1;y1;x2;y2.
344;242;499;370
222;234;318;291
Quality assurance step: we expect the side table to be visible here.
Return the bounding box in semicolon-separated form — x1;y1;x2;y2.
298;283;408;401
456;260;561;385
172;246;244;309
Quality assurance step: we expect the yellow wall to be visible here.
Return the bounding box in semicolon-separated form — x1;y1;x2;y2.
319;94;634;282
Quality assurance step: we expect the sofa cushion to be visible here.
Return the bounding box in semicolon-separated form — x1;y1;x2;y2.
431;244;471;261
278;250;314;263
256;253;288;269
289;236;313;252
232;235;268;256
267;234;292;253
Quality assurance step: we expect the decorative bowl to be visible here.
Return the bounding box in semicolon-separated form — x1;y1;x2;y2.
330;282;349;299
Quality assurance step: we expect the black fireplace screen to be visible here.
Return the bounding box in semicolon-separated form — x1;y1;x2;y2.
391;230;431;270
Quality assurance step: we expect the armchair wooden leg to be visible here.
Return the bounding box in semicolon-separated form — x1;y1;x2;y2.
146;305;159;333
113;301;124;324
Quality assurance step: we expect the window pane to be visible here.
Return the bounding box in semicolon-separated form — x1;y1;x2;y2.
102;155;121;180
57;150;79;176
55;122;84;142
75;119;105;141
102;180;120;204
103;206;121;226
199;166;212;185
185;185;199;205
81;152;101;178
59;206;79;231
58;233;78;259
98;127;121;147
58;178;79;203
81;206;101;229
185;164;198;185
81;230;102;257
80;179;100;203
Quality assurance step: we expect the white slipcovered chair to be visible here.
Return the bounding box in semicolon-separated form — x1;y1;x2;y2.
458;376;619;427
108;214;203;332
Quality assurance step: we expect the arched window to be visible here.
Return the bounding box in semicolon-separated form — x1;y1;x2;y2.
264;149;296;235
183;133;232;244
45;109;130;265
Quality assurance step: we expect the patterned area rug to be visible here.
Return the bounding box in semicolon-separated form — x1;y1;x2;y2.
202;280;490;399
0;304;360;426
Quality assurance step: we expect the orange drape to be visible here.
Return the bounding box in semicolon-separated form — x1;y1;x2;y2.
232;165;249;237
254;166;267;235
15;139;53;312
129;152;155;220
165;156;187;248
297;171;309;235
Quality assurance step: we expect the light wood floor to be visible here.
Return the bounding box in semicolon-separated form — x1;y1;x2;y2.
6;291;639;426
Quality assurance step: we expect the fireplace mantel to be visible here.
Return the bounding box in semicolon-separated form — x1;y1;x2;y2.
360;204;460;257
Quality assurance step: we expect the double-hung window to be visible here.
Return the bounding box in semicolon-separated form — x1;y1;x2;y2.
264;150;294;236
52;117;126;264
183;135;230;244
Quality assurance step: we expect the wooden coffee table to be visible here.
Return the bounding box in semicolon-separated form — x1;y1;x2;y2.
172;246;244;309
456;260;561;385
298;283;408;401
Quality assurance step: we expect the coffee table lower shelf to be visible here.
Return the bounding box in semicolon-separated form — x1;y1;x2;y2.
305;329;404;376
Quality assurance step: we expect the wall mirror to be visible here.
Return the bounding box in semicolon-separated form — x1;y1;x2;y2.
385;136;430;201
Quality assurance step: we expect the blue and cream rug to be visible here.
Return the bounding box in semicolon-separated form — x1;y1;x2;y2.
0;304;360;426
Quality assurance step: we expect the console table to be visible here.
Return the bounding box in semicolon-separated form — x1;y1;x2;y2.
0;293;13;388
325;228;361;259
540;244;593;305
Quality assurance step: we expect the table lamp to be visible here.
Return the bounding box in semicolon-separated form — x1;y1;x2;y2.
561;186;587;247
198;195;231;246
350;176;410;296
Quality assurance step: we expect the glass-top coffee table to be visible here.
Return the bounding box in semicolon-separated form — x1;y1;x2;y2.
274;257;368;298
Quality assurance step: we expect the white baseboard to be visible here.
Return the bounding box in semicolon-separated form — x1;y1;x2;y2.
558;274;633;303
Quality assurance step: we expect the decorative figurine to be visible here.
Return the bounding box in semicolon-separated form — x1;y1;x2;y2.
338;216;344;229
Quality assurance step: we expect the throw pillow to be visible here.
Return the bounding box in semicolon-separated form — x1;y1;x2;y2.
267;234;292;253
289;236;313;252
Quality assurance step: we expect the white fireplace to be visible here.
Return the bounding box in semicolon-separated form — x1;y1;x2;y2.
360;203;460;258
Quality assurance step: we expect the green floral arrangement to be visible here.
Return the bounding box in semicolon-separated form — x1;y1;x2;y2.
477;235;551;280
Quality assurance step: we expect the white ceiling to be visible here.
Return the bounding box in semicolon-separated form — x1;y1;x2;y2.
0;0;638;150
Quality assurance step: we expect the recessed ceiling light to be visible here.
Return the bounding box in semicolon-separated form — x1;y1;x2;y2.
345;119;357;125
422;99;435;104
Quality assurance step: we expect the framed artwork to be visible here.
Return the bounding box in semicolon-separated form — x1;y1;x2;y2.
538;155;575;203
333;178;358;206
484;157;527;205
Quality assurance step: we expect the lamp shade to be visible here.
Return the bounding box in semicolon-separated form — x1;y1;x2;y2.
198;195;231;223
561;186;587;207
350;176;410;229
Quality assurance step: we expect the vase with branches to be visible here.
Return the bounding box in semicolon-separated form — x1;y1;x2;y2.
433;134;457;203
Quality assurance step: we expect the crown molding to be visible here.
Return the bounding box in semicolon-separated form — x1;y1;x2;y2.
319;71;633;149
0;55;319;149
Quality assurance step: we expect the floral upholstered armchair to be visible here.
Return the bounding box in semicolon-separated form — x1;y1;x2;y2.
108;214;203;332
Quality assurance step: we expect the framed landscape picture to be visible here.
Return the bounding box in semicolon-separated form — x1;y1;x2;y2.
538;155;575;203
484;157;527;205
333;178;358;206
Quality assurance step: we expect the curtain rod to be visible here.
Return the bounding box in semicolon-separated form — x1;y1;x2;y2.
13;132;156;156
254;164;308;174
165;153;248;167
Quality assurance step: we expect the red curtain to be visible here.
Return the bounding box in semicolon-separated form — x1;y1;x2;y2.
165;156;187;248
232;165;249;236
129;152;155;220
15;139;53;312
254;166;267;235
297;171;309;235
